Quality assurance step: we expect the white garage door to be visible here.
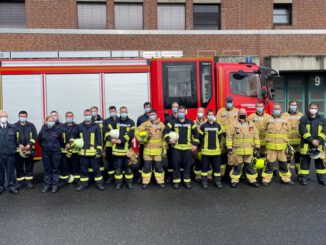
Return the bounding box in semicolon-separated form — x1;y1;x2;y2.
104;73;150;122
1;75;43;131
45;74;101;124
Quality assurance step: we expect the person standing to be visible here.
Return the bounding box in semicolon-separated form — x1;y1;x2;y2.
14;111;37;189
0;111;19;194
38;115;63;193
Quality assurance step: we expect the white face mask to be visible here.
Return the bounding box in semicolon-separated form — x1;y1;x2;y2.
309;109;318;115
197;112;204;118
0;117;8;124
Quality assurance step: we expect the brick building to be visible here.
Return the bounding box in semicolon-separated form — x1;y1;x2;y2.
0;0;326;113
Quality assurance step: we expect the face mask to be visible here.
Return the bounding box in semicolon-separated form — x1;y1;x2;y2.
109;112;116;118
239;114;247;120
207;115;215;121
226;103;233;109
289;105;297;112
149;115;157;121
145;108;151;113
178;113;185;119
256;107;264;114
121;113;128;119
197;112;204;118
273;109;281;116
19;117;27;123
309;109;318;115
66;118;73;123
92;112;97;117
84;116;92;121
47;121;55;128
172;107;178;113
0;117;8;124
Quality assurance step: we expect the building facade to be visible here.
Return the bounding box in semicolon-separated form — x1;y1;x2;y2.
0;0;326;114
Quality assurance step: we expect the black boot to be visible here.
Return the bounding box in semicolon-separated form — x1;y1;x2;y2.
158;183;165;188
126;182;134;190
319;180;326;186
76;183;88;191
9;187;19;194
250;181;260;188
115;183;122;190
201;180;208;189
231;182;238;188
96;182;104;191
142;184;148;189
51;185;58;193
15;181;24;189
173;183;180;189
42;186;50;193
213;177;222;189
26;182;34;189
184;182;192;189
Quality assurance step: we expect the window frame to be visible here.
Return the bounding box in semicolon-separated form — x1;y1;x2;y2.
273;3;292;25
193;4;220;30
199;61;213;107
157;3;186;30
77;1;107;30
114;2;144;30
0;0;26;28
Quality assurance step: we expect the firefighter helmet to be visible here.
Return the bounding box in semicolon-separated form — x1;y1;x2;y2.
139;131;150;144
70;138;84;149
285;144;296;159
252;157;265;170
308;148;322;160
109;129;120;139
19;151;29;158
169;131;179;141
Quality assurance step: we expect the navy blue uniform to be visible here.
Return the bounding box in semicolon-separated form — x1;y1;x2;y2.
38;125;63;188
60;122;80;184
0;123;18;192
164;114;178;180
14;121;37;185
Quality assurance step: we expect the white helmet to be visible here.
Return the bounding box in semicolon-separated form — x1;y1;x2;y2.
169;131;179;141
109;129;120;139
71;138;84;149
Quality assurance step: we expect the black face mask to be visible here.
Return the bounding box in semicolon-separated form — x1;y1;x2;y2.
239;114;247;120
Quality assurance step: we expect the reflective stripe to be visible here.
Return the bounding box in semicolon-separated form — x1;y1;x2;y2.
115;174;123;180
201;172;208;176
125;174;134;180
265;134;288;138
63;132;66;144
184;179;191;183
246;172;258;180
100;167;105;171
279;171;291;177
25;176;33;180
108;170;115;175
94;176;103;182
213;172;221;177
173;178;181;183
59;175;69;180
88;168;94;173
302;133;311;139
300;144;309;155
16;177;24;181
318;125;326;140
299;169;309;175
74;175;81;179
266;143;287;150
80;177;89;182
316;169;326;174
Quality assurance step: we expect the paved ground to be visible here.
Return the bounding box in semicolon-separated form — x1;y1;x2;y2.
0;162;326;245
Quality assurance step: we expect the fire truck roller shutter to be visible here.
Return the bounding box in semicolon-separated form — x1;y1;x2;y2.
1;75;43;130
104;73;150;121
45;74;102;123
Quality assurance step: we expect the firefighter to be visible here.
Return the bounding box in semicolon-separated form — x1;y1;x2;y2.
299;103;326;186
226;108;260;188
262;104;294;186
216;96;239;178
38;115;63;193
193;107;207;182
164;101;179;183
198;110;223;189
59;112;80;186
14;111;37;190
135;102;152;183
107;106;135;190
163;105;199;189
90;106;105;175
0;111;19;194
50;110;63;127
135;109;166;189
282;100;303;175
76;109;104;191
103;106;118;184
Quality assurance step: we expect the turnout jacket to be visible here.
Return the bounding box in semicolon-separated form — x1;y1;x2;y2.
38;125;63;154
283;111;303;146
248;112;270;147
103;116;119;148
107;117;135;156
137;113;149;127
164;114;178;126
198;121;223;156
61;122;80;153
163;118;199;151
78;121;102;157
299;112;326;154
13;121;37;150
216;107;239;132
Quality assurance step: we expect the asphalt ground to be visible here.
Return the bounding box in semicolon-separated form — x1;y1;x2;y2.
0;162;325;245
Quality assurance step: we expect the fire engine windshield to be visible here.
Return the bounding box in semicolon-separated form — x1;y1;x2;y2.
230;73;262;98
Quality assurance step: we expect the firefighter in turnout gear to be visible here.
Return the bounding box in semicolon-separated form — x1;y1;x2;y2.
216;96;239;178
198;110;223;189
59;112;80;186
282;100;303;174
299;103;326;186
91;106;105;175
163;106;199;189
76;109;104;191
103;106;119;184
135;109;166;189
226;108;260;188
14;111;37;189
107;106;135;190
262;104;294;186
164;102;179;184
193;107;207;182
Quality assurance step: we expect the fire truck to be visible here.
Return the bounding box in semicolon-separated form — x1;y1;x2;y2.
0;56;278;159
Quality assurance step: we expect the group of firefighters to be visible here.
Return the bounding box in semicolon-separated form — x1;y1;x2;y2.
0;96;325;194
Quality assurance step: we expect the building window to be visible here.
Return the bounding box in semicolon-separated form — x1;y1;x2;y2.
77;2;107;29
193;4;220;30
273;4;292;25
115;3;143;30
0;1;25;28
158;4;185;30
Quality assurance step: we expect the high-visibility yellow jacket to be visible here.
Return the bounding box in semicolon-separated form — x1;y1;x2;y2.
282;111;303;146
264;115;291;151
216;107;239;132
226;119;260;155
135;119;167;156
248;112;270;147
199;121;223;156
78;121;102;157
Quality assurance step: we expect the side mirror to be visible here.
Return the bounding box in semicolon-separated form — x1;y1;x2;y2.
270;88;276;99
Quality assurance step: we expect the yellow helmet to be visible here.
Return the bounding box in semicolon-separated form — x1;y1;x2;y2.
253;157;265;170
139;131;150;143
